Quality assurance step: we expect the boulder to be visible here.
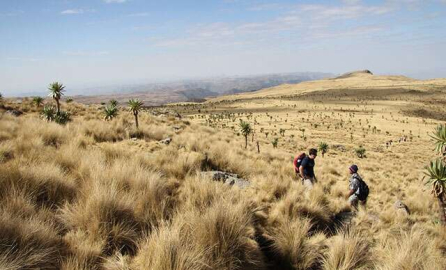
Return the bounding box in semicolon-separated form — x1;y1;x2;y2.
160;138;172;145
394;200;410;216
201;171;250;189
6;110;23;117
332;144;346;152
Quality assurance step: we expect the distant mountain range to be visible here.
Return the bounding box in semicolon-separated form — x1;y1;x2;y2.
72;72;333;106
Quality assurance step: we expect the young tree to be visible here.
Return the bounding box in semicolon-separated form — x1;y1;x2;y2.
272;138;279;148
319;142;329;157
425;159;446;224
42;105;55;121
299;128;306;138
104;105;118;121
128;99;143;129
32;96;44;107
48;82;65;114
431;124;446;159
425;124;446;225
110;99;119;107
279;128;285;137
239;121;252;149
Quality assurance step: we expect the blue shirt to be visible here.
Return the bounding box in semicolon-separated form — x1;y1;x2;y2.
300;156;315;178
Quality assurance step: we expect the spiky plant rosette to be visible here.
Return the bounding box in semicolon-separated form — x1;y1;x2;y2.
424;159;446;198
430;124;446;156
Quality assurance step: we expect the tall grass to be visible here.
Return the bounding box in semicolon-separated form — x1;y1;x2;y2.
0;99;445;269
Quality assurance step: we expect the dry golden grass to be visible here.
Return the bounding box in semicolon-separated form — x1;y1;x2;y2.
1;83;445;270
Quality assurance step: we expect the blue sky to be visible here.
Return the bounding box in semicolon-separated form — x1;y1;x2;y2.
1;0;446;95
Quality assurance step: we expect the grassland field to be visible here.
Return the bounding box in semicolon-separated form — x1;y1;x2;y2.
1;72;446;269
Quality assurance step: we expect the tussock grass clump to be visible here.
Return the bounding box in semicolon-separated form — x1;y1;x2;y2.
322;230;372;270
60;187;143;256
0;211;66;270
132;221;206;270
375;228;446;270
0;163;76;209
177;175;233;211
190;200;266;270
134;199;266;270
270;218;326;270
269;184;333;233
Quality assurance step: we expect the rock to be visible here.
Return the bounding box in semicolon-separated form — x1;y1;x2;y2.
332;144;346;152
160;138;172;145
6;110;23;117
394;200;410;216
201;171;250;189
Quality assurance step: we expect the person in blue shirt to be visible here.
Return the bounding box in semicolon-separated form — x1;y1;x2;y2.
299;148;318;189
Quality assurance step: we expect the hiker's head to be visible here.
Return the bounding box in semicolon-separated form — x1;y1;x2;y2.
309;148;317;159
349;164;359;174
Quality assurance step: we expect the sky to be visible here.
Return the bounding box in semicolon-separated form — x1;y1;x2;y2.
1;0;446;95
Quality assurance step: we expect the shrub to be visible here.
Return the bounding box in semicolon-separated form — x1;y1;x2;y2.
272;138;279;148
42;105;56;121
355;146;366;158
104;105;119;121
319;142;329;157
54;111;71;125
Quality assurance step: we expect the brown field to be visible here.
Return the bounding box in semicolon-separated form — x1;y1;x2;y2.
1;71;446;269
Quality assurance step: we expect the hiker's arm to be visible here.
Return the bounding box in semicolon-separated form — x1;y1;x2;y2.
346;189;355;199
299;166;305;178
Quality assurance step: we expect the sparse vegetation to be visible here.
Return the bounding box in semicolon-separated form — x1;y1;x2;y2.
425;124;446;225
431;124;446;157
239;121;252;149
110;99;119;107
319;142;328;157
355;146;366;158
48;82;65;114
128;99;143;129
272;137;279;148
32;96;44;107
104;104;119;121
41;105;55;121
1;74;446;269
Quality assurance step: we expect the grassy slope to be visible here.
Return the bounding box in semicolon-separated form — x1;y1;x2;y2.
1;76;446;269
208;72;446;102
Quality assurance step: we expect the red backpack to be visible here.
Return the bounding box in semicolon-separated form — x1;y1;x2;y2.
293;153;306;173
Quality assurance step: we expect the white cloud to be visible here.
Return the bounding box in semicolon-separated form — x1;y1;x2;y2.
62;51;109;56
127;12;149;17
60;9;95;15
152;1;398;49
7;57;40;62
103;0;128;3
61;9;84;15
342;0;362;5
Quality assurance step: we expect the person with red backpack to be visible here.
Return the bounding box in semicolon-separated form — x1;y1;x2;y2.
346;165;369;209
294;148;318;189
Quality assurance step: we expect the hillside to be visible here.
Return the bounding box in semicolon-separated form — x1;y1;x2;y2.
208;70;446;103
1;72;446;269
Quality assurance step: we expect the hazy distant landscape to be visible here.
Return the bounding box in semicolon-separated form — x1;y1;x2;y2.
71;72;333;106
